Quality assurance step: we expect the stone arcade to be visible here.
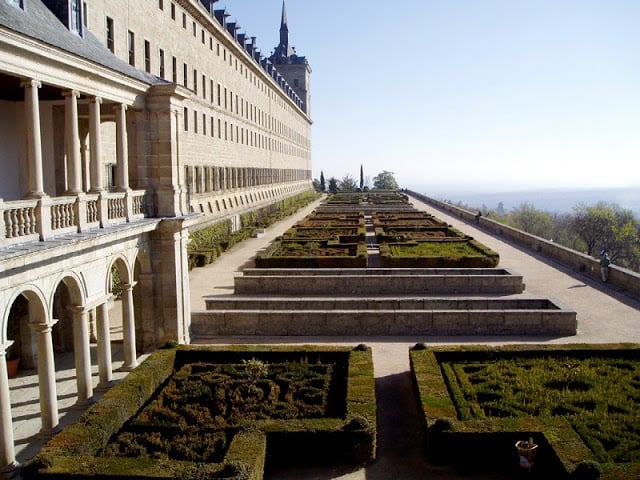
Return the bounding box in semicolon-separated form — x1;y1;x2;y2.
0;0;312;475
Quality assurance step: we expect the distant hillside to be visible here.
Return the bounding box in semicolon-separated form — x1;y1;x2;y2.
422;187;640;216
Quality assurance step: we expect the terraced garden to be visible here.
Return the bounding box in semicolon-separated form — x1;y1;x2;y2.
411;344;640;479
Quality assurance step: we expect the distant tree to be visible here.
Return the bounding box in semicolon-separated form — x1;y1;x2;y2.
372;170;399;190
328;177;339;193
320;171;325;192
312;178;322;192
359;165;364;191
508;203;554;239
339;174;358;192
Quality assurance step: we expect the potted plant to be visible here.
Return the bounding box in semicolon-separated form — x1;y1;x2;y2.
6;350;20;378
515;437;538;472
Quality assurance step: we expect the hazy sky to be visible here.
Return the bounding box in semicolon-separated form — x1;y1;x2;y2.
221;1;640;192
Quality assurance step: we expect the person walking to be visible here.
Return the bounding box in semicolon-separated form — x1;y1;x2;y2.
599;250;611;282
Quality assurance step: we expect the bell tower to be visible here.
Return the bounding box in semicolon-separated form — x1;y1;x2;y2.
270;0;311;115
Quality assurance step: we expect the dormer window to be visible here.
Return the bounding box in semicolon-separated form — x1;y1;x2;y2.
70;0;83;35
7;0;24;9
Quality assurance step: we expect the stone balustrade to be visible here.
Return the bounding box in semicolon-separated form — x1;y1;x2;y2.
0;190;149;247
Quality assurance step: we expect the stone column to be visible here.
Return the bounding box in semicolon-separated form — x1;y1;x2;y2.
114;104;130;192
21;79;46;199
64;90;82;194
121;283;138;370
31;320;59;435
89;97;104;192
95;302;113;388
70;307;93;405
0;343;19;477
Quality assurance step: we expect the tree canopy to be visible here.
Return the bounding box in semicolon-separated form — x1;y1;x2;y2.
372;171;399;190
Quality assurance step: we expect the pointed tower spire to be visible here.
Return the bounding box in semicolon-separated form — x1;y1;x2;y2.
279;0;289;53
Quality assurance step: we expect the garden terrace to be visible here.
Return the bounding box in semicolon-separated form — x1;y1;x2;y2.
282;226;367;243
374;226;466;243
193;297;577;337
410;344;640;479
24;345;376;480
254;240;368;268
234;268;524;295
379;239;500;268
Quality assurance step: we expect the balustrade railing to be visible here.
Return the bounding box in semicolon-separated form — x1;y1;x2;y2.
1;189;151;247
51;197;76;232
2;199;39;242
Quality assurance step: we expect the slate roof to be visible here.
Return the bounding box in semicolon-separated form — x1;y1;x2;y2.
0;0;165;86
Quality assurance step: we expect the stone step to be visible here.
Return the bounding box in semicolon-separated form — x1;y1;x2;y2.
191;308;577;337
205;296;557;311
233;273;524;296
241;267;514;276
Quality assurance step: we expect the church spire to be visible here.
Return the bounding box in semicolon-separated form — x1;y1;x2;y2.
279;0;289;52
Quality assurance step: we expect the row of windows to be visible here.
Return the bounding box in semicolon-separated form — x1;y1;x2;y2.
104;8;308;147
152;0;305;113
186;165;310;195
182;107;309;160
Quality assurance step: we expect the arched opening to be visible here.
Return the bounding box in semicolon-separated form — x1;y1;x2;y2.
5;294;38;377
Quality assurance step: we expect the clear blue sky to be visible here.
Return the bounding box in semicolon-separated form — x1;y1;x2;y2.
222;0;640;192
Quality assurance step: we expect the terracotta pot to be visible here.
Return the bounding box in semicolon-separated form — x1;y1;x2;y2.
6;358;19;378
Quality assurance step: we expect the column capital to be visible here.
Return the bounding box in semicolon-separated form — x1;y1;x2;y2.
120;282;138;292
63;90;81;99
20;78;42;89
0;341;14;357
114;103;128;113
91;96;103;105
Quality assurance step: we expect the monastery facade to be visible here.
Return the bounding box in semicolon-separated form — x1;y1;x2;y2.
0;0;312;474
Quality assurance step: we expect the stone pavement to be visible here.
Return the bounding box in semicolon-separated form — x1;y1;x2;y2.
9;194;640;479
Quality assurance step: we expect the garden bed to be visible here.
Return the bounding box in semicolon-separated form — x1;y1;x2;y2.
255;240;367;268
375;226;465;243
282;226;366;243
410;344;640;479
379;239;499;268
24;345;376;479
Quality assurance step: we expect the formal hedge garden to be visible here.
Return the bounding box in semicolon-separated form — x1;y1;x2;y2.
379;238;499;268
255;240;368;268
410;344;640;479
187;191;321;270
24;345;376;480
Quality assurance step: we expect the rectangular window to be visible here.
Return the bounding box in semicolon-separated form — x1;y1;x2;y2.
194;110;198;134
106;17;114;52
202;75;206;99
183;63;188;87
158;0;163;9
144;40;151;73
218;119;221;138
193;69;197;94
230;91;233;113
202;113;206;135
7;0;24;9
224;88;227;109
127;30;135;66
70;0;83;35
182;13;186;28
217;84;221;106
171;2;175;19
159;49;165;79
211;117;215;137
83;2;87;26
183;107;188;131
192;22;196;37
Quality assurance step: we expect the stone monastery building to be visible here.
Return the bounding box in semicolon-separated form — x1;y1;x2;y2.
0;0;312;473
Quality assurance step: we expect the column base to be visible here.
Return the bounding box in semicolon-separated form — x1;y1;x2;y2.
1;461;20;480
96;380;115;392
118;362;138;372
74;396;96;409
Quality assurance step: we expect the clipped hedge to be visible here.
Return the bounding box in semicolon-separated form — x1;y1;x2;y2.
24;345;376;479
410;344;640;479
379;238;499;268
255;241;368;268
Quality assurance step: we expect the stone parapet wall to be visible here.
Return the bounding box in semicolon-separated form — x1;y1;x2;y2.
191;308;576;337
407;191;640;299
234;272;524;296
